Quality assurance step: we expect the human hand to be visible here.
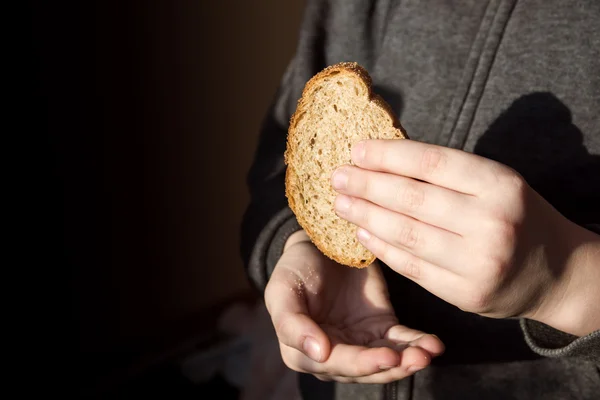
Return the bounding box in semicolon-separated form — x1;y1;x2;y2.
264;230;444;383
331;139;600;336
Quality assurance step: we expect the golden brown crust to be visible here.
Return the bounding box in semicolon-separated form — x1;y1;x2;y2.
285;62;408;268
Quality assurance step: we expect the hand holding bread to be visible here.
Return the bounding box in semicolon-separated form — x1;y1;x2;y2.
264;63;444;383
266;63;599;385
331;136;600;335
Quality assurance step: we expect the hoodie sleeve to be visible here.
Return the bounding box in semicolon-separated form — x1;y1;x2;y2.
239;0;330;292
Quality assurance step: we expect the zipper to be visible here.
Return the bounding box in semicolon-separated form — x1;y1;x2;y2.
439;0;517;151
383;380;398;400
382;3;517;400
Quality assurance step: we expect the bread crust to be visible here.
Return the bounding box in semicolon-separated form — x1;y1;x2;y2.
284;62;408;267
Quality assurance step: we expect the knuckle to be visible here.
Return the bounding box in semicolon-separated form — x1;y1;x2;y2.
357;202;371;227
420;148;446;177
502;170;527;196
473;231;513;280
356;170;371;197
401;256;421;280
493;166;528;202
373;239;391;261
359;140;376;166
506;178;528;216
377;142;389;168
489;220;518;251
485;202;511;224
397;181;425;211
395;222;420;249
488;162;513;186
482;250;512;280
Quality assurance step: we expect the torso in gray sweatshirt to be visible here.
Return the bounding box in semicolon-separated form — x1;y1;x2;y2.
241;1;600;399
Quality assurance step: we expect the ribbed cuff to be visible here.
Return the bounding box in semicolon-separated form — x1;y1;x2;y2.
520;319;600;362
247;207;302;292
518;222;600;363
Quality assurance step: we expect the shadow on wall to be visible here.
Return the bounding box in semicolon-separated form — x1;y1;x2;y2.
474;92;600;226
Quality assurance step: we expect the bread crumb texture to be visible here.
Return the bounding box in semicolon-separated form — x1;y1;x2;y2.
285;62;408;268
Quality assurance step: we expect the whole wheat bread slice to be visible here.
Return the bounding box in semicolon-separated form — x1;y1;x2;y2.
284;62;408;268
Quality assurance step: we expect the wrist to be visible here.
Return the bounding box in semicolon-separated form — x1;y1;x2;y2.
533;220;600;337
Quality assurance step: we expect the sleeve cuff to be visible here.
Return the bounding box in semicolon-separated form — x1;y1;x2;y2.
247;207;302;292
520;319;600;362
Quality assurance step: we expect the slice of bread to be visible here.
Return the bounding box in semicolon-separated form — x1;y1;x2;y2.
284;62;408;268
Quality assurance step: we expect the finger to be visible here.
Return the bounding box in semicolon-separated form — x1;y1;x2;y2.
265;278;331;363
356;228;465;304
384;326;445;357
352;346;431;383
332;165;473;233
366;336;444;359
352;139;504;195
314;346;432;384
334;194;463;270
350;348;429;383
281;340;402;377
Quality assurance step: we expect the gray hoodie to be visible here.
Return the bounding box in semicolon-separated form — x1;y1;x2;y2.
240;0;600;398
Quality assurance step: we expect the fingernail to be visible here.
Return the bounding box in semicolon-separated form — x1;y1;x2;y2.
352;141;366;164
331;169;348;190
303;337;322;362
334;195;352;214
356;228;371;242
408;365;424;373
379;364;395;370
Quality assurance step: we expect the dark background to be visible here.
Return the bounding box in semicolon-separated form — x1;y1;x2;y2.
30;0;305;396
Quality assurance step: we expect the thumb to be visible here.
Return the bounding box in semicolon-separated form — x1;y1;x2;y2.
265;279;330;363
274;311;330;363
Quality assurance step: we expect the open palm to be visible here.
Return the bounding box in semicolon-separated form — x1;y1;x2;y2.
265;236;444;383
